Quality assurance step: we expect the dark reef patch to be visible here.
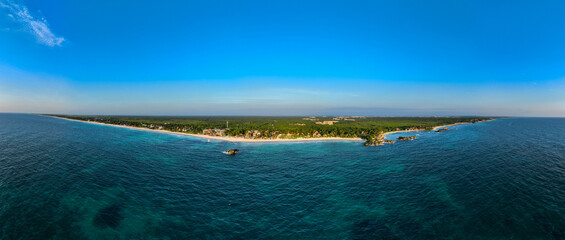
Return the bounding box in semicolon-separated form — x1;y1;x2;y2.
93;204;124;228
352;219;400;240
352;215;426;240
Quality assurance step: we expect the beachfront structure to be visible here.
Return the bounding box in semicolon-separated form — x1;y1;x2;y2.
315;121;339;125
202;128;226;136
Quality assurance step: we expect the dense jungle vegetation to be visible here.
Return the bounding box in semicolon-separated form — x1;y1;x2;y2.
48;115;494;139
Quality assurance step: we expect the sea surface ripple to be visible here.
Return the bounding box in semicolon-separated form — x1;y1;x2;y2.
1;114;565;239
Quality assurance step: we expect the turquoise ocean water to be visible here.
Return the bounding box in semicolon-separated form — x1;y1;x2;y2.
1;114;565;239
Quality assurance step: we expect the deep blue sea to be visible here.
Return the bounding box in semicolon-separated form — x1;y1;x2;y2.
1;114;565;239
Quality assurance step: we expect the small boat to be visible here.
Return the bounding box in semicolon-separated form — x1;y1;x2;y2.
223;149;239;155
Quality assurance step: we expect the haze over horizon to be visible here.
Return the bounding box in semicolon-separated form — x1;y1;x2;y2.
1;0;565;117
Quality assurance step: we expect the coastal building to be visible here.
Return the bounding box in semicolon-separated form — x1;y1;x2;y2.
215;129;226;136
302;117;318;121
315;121;339;125
202;128;226;136
245;130;262;138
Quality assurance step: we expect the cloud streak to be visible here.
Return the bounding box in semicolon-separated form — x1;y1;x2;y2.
0;0;64;46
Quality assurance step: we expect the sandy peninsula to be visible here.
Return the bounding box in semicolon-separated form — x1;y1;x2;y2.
46;115;493;143
46;115;364;142
382;119;495;139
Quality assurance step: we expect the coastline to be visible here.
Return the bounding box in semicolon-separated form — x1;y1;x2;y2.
431;119;494;130
45;115;364;142
382;119;495;139
45;115;494;143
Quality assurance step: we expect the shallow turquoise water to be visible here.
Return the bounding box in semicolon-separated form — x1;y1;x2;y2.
1;114;565;239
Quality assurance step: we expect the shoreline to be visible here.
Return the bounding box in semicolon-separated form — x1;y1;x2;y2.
382;119;495;139
45;115;494;143
45;115;364;142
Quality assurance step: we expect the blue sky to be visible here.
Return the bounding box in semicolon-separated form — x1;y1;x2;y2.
1;0;564;116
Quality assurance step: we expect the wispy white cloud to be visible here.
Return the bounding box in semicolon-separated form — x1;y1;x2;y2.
0;0;64;46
